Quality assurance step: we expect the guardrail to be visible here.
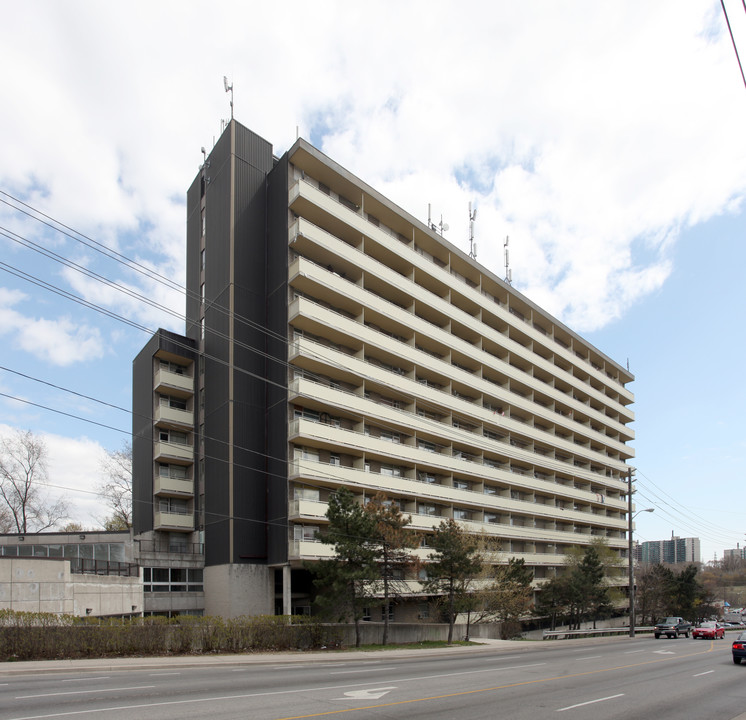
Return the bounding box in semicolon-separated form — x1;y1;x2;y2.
543;627;655;639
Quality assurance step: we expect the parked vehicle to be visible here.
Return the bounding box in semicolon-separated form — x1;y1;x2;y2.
693;622;724;639
732;632;746;664
654;617;691;639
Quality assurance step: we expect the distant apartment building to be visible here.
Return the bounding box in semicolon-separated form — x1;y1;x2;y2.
723;546;746;562
131;119;636;618
637;536;701;565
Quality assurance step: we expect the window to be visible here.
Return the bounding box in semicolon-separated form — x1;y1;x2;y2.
159;464;188;479
294;486;320;501
144;567;203;593
159;498;189;515
329;455;340;466
418;440;436;453
294;407;320;423
418;503;437;516
160;395;187;410
380;464;402;477
453;508;471;521
294;447;319;462
160;361;187;375
159;429;189;445
294;525;319;542
453;479;470;490
380;429;400;444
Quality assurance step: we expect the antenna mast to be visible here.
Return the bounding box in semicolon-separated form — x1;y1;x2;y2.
468;202;477;259
223;76;234;119
427;203;449;236
504;236;512;284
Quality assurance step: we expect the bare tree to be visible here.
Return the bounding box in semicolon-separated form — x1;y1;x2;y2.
97;441;132;530
0;428;70;533
0;503;13;533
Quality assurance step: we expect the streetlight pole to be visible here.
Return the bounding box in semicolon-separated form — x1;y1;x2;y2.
628;468;635;637
627;466;654;638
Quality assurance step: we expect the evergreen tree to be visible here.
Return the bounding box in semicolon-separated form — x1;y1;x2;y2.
485;557;535;638
313;487;377;647
423;519;483;644
364;493;417;646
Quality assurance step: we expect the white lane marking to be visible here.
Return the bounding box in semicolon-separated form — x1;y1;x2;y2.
557;693;625;711
623;649;647;654
339;687;396;700
653;649;675;655
4;663;547;720
16;686;155;699
330;667;396;675
694;670;715;677
576;655;602;660
148;673;180;677
61;678;110;683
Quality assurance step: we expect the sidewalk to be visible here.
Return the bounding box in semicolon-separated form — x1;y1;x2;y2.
0;638;530;675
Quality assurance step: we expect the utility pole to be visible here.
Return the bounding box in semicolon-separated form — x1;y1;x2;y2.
628;467;635;638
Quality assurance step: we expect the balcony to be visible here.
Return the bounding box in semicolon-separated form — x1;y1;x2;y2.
154;475;194;498
289;498;328;521
154;441;193;463
155;405;194;430
154;510;194;532
154;367;193;397
289;539;336;560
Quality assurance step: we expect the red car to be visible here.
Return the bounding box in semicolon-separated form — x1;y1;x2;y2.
693;621;725;639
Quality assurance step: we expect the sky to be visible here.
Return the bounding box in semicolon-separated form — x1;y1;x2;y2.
0;1;745;561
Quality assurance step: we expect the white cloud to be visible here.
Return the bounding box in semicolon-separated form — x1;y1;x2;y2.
1;1;744;334
0;287;106;366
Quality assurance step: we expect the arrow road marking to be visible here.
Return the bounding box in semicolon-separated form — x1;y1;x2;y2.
339;687;397;700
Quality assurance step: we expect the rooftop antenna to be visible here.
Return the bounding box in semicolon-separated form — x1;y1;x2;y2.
427;203;448;236
468;202;477;259
223;76;233;119
504;236;512;284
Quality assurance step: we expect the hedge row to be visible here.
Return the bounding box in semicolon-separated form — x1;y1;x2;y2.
0;610;342;661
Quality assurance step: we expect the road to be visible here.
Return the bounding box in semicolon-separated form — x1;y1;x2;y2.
1;636;745;720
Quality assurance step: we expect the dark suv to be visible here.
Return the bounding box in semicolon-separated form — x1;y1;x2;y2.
654;617;691;639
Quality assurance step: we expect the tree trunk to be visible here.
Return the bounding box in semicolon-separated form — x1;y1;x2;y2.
447;584;455;644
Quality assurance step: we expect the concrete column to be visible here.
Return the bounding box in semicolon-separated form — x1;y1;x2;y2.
283;564;292;615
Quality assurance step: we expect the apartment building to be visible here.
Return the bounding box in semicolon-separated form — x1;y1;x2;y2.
638;536;701;565
132;119;635;618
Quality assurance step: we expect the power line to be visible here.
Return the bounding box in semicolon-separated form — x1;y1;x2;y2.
721;0;746;90
7;190;733;553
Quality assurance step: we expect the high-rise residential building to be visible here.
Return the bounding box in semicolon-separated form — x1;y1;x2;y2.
638;536;701;565
132;120;635;618
723;546;746;562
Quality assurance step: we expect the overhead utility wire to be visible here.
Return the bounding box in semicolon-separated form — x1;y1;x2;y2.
5;193;699;535
0;192;632;468
721;0;746;90
0;192;289;348
634;485;741;546
0;235;577;472
635;468;734;536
